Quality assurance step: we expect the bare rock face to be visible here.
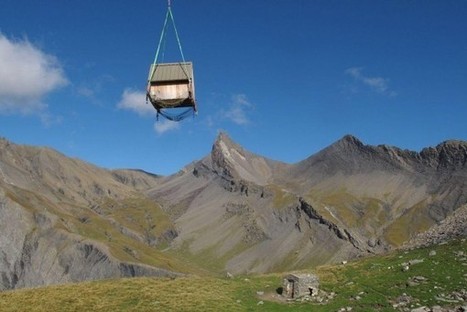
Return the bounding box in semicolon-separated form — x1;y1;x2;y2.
420;140;467;169
0;190;32;290
210;132;283;186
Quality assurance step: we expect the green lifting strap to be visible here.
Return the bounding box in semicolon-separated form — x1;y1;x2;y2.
153;2;186;65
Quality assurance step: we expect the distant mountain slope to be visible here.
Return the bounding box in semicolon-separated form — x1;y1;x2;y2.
148;133;467;274
281;135;467;246
1;133;466;289
0;138;190;290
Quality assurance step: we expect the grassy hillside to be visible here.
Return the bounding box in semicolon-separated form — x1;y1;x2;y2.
4;184;200;275
1;239;465;311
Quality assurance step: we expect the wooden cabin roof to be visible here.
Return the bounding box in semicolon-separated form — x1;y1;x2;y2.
148;62;194;82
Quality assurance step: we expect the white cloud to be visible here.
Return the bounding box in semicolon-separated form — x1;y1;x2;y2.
154;119;180;134
76;74;115;105
118;88;180;135
224;94;253;125
77;86;95;98
345;67;396;96
0;34;68;114
39;112;63;127
117;89;155;116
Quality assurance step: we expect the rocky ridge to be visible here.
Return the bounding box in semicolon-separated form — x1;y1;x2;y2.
148;133;466;274
1;133;466;289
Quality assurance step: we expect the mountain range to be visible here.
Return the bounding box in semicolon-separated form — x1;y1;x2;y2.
0;133;466;290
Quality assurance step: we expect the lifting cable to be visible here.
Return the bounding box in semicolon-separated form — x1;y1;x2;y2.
152;0;188;76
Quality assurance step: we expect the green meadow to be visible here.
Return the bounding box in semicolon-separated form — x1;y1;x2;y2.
1;239;465;312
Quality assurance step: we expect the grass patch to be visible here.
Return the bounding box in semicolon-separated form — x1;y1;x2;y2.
384;200;433;246
101;197;174;239
167;236;253;275
318;190;361;227
270;185;297;209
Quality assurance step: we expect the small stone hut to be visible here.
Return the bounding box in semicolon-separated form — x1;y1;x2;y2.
283;273;319;299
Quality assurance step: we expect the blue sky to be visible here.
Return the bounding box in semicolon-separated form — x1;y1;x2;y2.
1;0;466;175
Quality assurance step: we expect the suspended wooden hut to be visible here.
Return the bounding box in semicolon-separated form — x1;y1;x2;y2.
147;62;196;111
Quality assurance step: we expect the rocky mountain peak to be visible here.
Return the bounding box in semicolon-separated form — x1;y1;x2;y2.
210;132;244;178
212;132;245;156
340;134;364;147
215;131;234;146
292;135;467;184
324;134;366;155
209;132;275;185
420;140;467;169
